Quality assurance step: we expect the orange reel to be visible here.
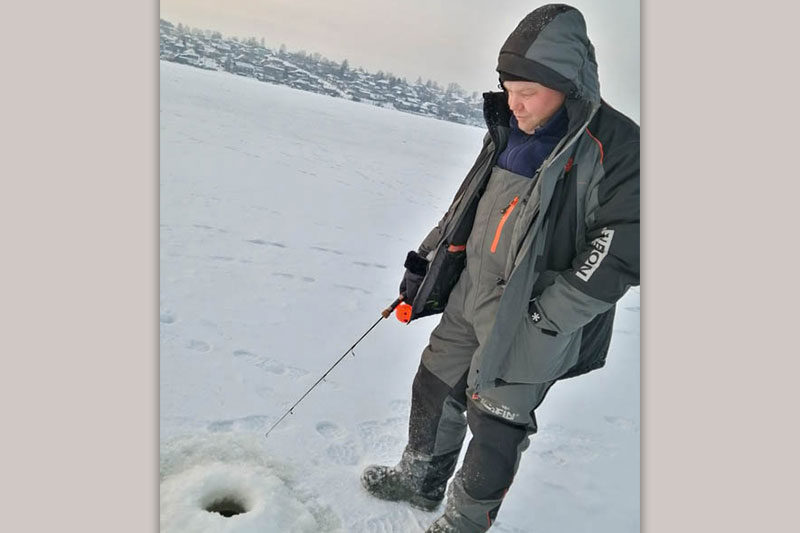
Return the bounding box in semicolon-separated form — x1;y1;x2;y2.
395;302;413;323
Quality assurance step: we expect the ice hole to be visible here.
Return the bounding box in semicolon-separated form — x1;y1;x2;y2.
203;495;249;517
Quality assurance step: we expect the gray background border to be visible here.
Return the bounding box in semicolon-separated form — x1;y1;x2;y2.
2;1;796;531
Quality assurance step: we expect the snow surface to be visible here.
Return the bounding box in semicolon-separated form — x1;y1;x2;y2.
160;60;640;532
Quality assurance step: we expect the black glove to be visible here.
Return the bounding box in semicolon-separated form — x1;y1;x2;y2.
399;250;429;305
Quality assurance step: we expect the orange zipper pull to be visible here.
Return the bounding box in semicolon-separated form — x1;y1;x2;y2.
500;196;519;213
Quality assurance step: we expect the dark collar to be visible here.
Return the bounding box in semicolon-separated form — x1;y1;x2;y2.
509;105;568;139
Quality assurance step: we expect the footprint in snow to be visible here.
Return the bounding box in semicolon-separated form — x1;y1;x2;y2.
357;418;405;455
259;359;287;374
271;272;315;283
233;350;309;378
160;309;176;324
207;414;274;433
233;349;259;359
247;239;287;248
284;366;310;379
315;421;347;440
198;318;220;331
310;246;344;255
353;261;389;269
534;440;602;466
206;419;233;432
249;206;282;216
536;448;571;466
539;479;573;495
334;284;373;295
193;224;228;234
187;339;211;352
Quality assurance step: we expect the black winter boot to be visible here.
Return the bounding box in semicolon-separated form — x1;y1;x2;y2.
361;446;456;511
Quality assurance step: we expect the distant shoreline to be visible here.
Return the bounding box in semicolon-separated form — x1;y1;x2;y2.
160;18;486;128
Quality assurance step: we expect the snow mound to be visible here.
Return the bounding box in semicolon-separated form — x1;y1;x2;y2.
160;433;342;532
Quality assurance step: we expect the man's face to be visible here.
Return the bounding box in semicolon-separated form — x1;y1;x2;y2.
503;80;566;134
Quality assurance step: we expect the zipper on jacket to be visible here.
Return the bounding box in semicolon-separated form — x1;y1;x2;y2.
490;196;519;253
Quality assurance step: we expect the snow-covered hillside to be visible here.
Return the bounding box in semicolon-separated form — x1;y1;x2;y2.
160;60;640;532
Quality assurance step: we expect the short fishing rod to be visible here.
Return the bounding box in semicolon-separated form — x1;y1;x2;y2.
264;295;412;438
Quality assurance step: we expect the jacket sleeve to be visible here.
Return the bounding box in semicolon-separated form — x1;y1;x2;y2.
533;139;640;335
418;215;447;259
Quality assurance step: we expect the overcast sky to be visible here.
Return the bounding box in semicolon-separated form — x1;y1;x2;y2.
161;0;639;121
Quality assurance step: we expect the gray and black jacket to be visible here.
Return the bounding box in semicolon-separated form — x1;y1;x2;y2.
408;4;639;391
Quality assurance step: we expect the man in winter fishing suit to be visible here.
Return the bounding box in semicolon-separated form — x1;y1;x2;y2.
361;4;639;532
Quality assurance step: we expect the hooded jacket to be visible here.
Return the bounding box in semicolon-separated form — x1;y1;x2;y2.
408;4;639;391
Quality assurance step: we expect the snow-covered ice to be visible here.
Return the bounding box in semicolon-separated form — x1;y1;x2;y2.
160;60;640;532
